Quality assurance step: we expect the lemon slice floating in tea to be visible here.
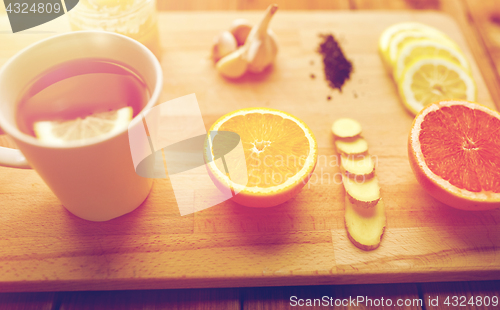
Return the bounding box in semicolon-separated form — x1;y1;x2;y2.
34;107;133;144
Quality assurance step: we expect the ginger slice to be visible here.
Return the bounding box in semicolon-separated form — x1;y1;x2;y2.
341;154;375;179
345;195;386;251
335;138;368;156
342;174;380;208
331;118;362;139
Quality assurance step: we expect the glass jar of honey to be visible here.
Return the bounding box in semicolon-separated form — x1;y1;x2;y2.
67;0;160;59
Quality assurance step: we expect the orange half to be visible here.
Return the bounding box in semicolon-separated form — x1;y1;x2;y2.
408;100;500;210
206;107;318;208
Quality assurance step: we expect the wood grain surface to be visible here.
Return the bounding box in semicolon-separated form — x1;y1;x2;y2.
1;280;499;309
0;10;499;293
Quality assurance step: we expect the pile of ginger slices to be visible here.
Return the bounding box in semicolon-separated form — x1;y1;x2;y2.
332;118;386;251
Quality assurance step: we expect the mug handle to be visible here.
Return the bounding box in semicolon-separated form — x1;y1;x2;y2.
0;127;30;168
0;147;30;168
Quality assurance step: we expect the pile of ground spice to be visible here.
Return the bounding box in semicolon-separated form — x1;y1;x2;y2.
317;34;353;92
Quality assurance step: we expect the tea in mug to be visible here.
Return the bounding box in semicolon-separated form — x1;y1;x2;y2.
16;58;150;140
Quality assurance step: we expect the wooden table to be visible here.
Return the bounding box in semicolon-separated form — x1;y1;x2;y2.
1;0;500;309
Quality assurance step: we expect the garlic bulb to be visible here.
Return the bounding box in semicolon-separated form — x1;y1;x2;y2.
243;4;279;73
215;4;279;78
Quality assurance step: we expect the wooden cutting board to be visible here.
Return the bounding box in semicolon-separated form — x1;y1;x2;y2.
0;11;499;292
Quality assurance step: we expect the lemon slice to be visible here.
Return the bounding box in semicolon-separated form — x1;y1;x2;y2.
378;22;448;68
398;57;476;115
34;107;133;145
378;22;444;55
394;39;470;81
387;29;456;67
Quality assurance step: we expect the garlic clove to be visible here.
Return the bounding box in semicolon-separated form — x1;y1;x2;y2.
212;31;238;63
216;48;248;79
243;4;278;49
242;4;279;73
230;19;253;46
247;30;278;73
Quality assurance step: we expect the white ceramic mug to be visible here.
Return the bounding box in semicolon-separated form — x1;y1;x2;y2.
0;31;163;221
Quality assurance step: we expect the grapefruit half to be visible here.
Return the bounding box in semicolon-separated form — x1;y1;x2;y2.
408;100;500;210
